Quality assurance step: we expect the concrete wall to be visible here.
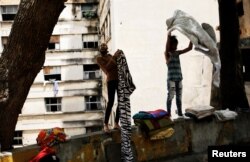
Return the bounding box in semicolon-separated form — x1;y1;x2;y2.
1;112;250;162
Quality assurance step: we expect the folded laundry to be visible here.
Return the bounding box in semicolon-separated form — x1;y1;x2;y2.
213;109;238;122
133;109;173;139
185;105;215;120
134;116;173;133
149;127;175;140
139;109;169;119
133;109;170;119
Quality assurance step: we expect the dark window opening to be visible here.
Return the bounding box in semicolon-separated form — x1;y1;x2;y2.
47;36;60;50
13;131;23;145
2;14;16;21
48;43;56;50
84;64;99;71
83;64;100;79
43;66;61;81
44;74;61;81
85;96;102;111
1;5;18;21
83;42;98;48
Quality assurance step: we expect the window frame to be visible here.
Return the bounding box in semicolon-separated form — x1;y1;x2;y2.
45;97;62;112
43;66;61;81
85;96;102;111
13;131;23;146
47;35;60;50
82;34;99;49
83;64;101;79
1;5;18;21
81;3;98;19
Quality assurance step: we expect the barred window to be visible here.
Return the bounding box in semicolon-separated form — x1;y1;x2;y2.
85;96;102;111
83;64;100;79
45;98;62;112
82;34;98;49
13;131;23;146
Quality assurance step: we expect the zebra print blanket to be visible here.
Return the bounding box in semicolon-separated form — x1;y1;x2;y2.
116;52;136;162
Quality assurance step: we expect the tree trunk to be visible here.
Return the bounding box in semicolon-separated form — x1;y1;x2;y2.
0;0;65;151
218;0;249;110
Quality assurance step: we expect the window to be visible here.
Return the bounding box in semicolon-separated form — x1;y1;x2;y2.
101;12;111;42
1;5;18;21
47;35;60;50
85;96;102;111
45;97;62;112
13;131;22;146
43;66;61;81
83;64;100;79
81;3;97;19
82;34;98;49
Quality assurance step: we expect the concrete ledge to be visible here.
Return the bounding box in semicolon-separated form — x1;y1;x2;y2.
1;112;250;162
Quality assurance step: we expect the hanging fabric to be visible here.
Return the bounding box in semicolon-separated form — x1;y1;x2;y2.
116;51;136;162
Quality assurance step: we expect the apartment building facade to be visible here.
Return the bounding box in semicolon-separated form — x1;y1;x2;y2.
98;0;220;119
0;0;103;147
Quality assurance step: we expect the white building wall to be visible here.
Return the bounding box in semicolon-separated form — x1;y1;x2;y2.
22;97;86;114
34;71;44;82
60;34;83;50
22;98;46;114
61;65;84;80
108;0;219;117
63;96;85;112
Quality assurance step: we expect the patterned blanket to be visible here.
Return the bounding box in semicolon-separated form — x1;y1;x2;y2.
133;109;170;119
134;116;173;133
117;52;136;162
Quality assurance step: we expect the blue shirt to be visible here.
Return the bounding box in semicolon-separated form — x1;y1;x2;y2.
167;51;183;81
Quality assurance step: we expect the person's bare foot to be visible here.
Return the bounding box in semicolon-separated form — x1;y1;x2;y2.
113;123;121;130
103;124;111;133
